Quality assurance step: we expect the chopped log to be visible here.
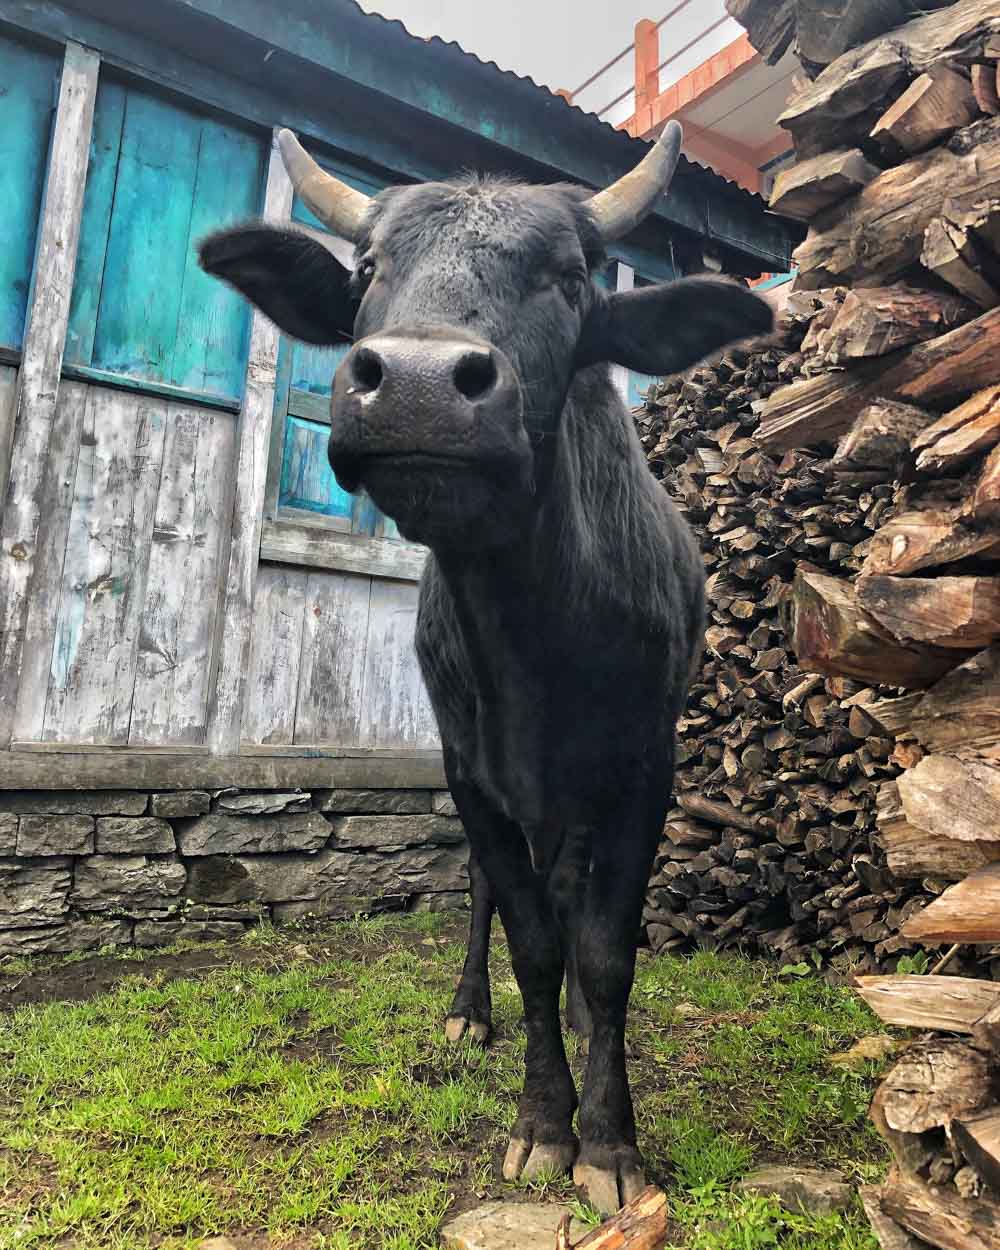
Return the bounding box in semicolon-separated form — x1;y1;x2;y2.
855;975;1000;1034
770;149;879;221
880;1167;1000;1250
972;1001;1000;1054
724;0;796;66
564;1186;669;1250
872;65;980;157
795;115;1000;291
903;863;1000;944
857;575;1000;650
910;646;1000;755
972;443;1000;520
861;509;1000;577
877;779;1000;879
824;288;975;365
860;1187;926;1250
861;693;925;737
972;63;1000;114
923;212;1000;309
779;1;1000;153
915;379;1000;472
676;792;767;834
796;1;957;71
898;756;1000;845
757;306;1000;450
790;569;961;688
952;1109;1000;1195
880;1042;992;1136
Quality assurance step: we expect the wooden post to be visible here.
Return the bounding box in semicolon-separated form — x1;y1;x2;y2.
0;42;99;749
207;130;294;755
612;262;635;406
634;20;660;118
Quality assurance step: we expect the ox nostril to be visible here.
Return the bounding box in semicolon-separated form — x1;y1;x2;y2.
453;351;498;401
351;347;384;393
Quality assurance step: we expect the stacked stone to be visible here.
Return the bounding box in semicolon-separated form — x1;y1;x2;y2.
0;787;467;957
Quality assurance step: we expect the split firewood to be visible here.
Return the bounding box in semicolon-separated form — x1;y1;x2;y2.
971;443;1000;519
723;0;796;66
923;212;1000;309
823;288;974;365
795;0;956;72
879;1042;992;1136
908;645;1000;755
898;756;1000;846
913;384;1000;472
556;1186;668;1250
769;149;879;221
860;509;1000;577
972;63;1000;114
855;975;1000;1034
676;793;768;835
877;779;1000;880
952;1108;1000;1195
872;64;980;157
880;1166;1000;1250
903;862;1000;943
860;693;924;737
972;1000;1000;1054
859;1187;926;1250
857;575;1000;651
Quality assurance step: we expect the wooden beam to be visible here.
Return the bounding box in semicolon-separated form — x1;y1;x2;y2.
0;747;447;791
207;132;293;756
260;519;427;582
0;43;99;748
855;975;1000;1034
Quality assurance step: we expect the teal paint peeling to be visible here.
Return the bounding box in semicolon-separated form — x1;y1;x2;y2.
0;34;59;352
279;414;354;518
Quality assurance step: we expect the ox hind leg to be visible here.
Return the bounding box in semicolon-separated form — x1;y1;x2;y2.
446;767;578;1182
445;852;495;1045
573;785;668;1215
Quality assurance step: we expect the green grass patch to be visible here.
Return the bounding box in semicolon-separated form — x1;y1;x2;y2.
0;918;888;1248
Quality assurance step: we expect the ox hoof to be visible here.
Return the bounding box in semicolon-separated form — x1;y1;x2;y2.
574;1157;646;1216
502;1136;531;1181
444;1014;491;1046
503;1137;577;1182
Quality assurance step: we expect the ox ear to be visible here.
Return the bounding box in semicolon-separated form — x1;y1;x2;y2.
198;223;355;345
577;278;773;375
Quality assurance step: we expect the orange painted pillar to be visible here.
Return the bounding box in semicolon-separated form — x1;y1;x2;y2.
634;19;659;121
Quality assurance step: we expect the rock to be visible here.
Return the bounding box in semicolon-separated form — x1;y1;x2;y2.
410;891;470;912
0;919;130;957
314;789;431;815
215;791;311;815
0;814;16;856
440;1202;587;1250
96;818;175;854
70;855;187;915
330;814;465;851
829;1034;897;1070
187;844;470;904
0;859;72;927
132;919;248;947
271;895;407;923
0;791;147;815
197;1239;240;1250
176;812;331;856
16;815;94;856
150;791;210;818
737;1167;853;1216
432;791;458;816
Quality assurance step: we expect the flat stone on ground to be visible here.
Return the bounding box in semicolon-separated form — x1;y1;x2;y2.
737;1166;853;1216
441;1203;587;1250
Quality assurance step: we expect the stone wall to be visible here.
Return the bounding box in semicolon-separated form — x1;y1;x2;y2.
0;787;468;956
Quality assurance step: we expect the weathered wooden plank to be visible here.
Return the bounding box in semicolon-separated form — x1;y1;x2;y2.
240;565;308;747
260;518;427;582
129;404;236;746
279;414;354;525
207;133;293;756
855;975;1000;1034
43;389;168;744
0;365;19;500
294;570;372;746
360;579;440;750
0;43;99;748
0;748;448;791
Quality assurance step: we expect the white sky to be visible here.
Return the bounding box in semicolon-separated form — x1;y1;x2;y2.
357;0;742;127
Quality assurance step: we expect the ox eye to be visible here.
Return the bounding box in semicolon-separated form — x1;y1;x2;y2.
560;273;585;306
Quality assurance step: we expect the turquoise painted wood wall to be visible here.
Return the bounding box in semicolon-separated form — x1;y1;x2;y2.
64;77;265;401
0;34;60;352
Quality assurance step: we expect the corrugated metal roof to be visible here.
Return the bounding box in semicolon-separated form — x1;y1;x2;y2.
346;0;771;209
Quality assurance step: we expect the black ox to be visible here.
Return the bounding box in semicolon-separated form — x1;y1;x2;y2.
201;124;771;1213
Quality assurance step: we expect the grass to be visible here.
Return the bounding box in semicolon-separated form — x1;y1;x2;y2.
0;915;890;1249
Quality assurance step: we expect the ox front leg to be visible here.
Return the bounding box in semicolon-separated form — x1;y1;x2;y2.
573;793;665;1216
445;852;495;1045
447;773;578;1183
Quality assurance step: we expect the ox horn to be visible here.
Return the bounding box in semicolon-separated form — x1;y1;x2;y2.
588;120;683;242
276;128;370;242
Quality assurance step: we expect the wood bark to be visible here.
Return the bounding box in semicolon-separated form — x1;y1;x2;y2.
860;509;1000;577
779;1;1000;152
879;1042;992;1136
562;1186;669;1250
880;1167;1000;1250
972;442;1000;519
872;65;980;157
823;288;975;365
909;645;1000;755
855;975;1000;1034
724;0;796;65
952;1109;1000;1195
770;149;879;221
857;575;1000;650
903;863;1000;943
795;117;1000;291
972;62;1000;115
860;1187;927;1250
876;780;1000;880
790;570;961;687
915;384;1000;471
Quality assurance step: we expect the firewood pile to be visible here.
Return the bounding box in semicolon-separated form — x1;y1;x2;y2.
715;2;1000;1244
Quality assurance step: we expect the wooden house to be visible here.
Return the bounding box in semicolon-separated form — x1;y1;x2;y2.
0;0;797;949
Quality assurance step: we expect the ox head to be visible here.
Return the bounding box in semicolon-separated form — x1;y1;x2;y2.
200;124;772;549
